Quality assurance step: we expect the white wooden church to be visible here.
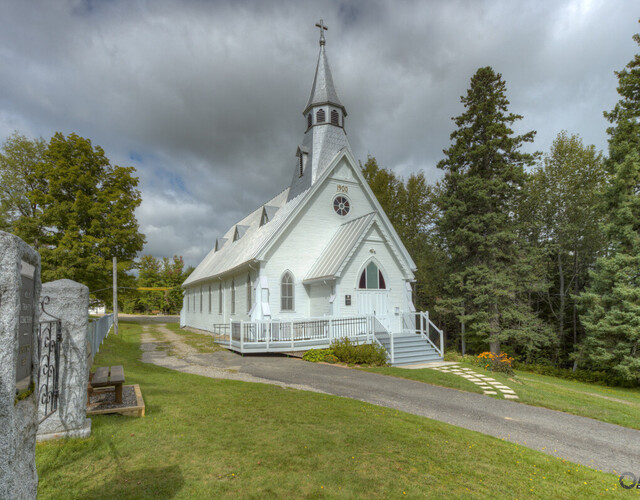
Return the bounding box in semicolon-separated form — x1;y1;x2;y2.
182;22;442;365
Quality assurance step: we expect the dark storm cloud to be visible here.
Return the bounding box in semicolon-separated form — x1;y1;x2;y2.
0;0;636;266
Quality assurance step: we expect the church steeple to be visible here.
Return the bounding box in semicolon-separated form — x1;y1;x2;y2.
303;20;347;118
288;20;352;201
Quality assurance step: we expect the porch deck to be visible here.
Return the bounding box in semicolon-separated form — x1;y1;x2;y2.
209;313;444;366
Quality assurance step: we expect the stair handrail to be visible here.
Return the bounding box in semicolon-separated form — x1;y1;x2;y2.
372;315;394;365
419;312;443;357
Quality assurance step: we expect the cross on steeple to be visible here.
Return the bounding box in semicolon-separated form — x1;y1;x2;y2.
315;19;328;46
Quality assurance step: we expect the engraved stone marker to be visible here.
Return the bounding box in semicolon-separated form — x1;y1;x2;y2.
16;260;36;392
0;231;41;499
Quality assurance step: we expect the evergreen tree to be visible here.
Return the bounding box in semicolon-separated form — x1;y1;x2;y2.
579;27;640;381
525;132;606;365
436;66;551;358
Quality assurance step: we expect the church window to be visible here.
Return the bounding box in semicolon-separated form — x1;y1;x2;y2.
331;109;339;125
208;285;212;314
333;195;350;216
200;287;203;312
316;108;325;123
307;113;312;128
358;262;386;289
218;282;223;314
186;293;189;311
281;272;294;311
231;280;236;314
299;154;304;177
247;274;252;313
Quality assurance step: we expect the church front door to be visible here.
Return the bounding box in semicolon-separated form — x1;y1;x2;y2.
357;291;390;331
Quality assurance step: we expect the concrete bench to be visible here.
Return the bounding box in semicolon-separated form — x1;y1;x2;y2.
88;365;125;404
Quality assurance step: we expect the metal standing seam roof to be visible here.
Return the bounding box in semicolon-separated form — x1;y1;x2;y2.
303;212;376;283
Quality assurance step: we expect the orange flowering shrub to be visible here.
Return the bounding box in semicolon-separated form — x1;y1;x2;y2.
476;351;514;375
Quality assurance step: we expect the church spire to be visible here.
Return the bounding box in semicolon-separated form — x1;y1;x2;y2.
303;20;346;117
288;20;352;201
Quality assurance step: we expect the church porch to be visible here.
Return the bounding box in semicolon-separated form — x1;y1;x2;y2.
209;312;443;366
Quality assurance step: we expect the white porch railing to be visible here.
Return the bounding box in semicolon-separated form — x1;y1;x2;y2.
211;315;373;354
402;311;444;357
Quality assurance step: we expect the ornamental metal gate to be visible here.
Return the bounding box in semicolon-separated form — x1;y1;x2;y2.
38;297;62;423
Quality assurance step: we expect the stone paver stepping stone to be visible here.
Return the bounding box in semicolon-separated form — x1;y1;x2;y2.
483;391;498;395
504;394;519;399
500;389;516;394
428;366;518;400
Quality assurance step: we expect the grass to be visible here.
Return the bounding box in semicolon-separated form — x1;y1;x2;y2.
362;363;640;430
36;322;629;498
164;322;223;353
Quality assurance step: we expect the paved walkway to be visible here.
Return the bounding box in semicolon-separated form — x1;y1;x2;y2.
432;364;519;399
140;325;640;474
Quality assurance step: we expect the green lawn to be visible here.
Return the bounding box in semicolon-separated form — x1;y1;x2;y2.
36;322;628;498
362;364;640;430
164;322;223;353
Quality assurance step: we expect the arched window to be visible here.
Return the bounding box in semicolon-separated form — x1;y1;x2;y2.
231;279;236;314
331;109;339;126
307;113;312;129
246;274;252;313
316;108;325;123
281;272;294;311
358;262;387;289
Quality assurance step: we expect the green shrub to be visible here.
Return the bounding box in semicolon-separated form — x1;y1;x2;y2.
512;362;637;388
302;349;335;363
330;338;388;367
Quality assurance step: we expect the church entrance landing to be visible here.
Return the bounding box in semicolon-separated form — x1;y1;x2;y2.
210;312;444;366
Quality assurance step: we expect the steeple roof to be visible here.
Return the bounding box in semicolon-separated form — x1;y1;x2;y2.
303;28;346;116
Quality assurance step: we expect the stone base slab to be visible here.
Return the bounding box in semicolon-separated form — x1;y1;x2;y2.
36;418;92;442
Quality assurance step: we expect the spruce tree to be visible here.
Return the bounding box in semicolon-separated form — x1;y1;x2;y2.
436;67;550;357
579;27;640;382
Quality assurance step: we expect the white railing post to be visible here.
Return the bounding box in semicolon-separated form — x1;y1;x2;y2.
240;320;244;354
290;321;294;350
390;333;394;365
420;312;424;338
266;321;270;350
329;318;333;343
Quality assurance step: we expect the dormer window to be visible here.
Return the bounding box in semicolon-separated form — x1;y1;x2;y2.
307;113;312;129
316;109;325;123
331;109;339;126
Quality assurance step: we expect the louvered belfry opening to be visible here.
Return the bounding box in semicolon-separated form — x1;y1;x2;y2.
307;113;312;129
316;108;325;123
331;109;339;126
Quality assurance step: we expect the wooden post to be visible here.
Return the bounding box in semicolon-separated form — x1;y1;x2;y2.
113;257;118;335
240;320;244;354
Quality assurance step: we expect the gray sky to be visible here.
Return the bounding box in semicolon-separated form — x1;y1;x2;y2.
1;0;637;268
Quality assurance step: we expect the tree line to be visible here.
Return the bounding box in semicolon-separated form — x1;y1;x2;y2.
363;27;640;384
0;131;190;314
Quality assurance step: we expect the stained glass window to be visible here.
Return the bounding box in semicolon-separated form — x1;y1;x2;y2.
333;195;350;216
358;262;386;289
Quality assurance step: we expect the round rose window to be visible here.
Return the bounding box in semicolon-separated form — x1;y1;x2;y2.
333;195;350;216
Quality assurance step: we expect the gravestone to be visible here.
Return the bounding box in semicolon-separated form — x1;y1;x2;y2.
37;279;91;440
0;231;41;500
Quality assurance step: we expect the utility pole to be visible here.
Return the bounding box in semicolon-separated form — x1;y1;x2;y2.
113;256;118;335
